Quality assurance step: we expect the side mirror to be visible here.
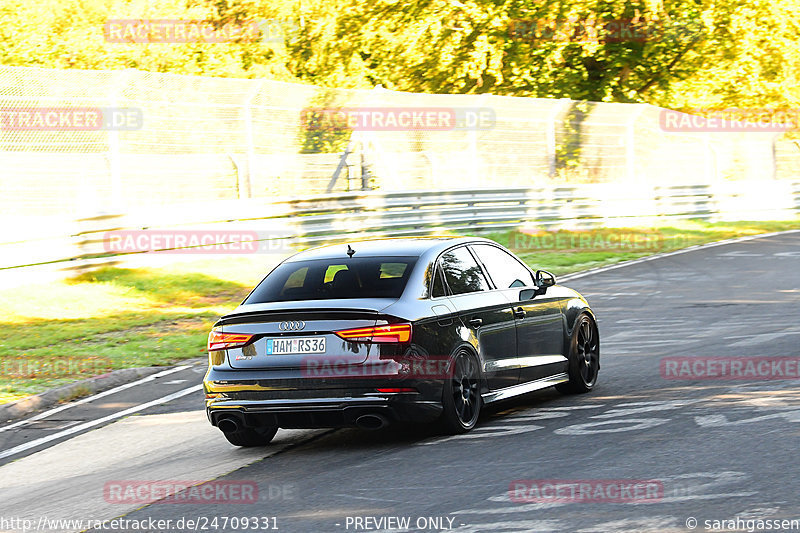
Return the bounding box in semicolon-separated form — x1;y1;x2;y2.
519;270;557;300
536;270;556;288
519;288;537;301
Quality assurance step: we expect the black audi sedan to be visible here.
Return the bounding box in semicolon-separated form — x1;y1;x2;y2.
204;237;599;446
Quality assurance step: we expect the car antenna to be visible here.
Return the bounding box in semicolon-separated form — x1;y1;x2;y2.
347;245;355;258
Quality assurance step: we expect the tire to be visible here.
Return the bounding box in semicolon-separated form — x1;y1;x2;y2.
439;349;482;434
223;425;279;447
556;313;600;394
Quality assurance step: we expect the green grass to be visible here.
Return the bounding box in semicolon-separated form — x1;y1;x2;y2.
0;261;262;404
0;218;797;404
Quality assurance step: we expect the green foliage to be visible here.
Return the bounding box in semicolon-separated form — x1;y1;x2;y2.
297;89;353;153
0;0;798;109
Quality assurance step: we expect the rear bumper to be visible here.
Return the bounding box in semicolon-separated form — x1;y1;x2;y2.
206;396;442;428
204;367;444;428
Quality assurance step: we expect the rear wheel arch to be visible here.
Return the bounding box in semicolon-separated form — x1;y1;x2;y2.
439;345;485;433
448;342;487;392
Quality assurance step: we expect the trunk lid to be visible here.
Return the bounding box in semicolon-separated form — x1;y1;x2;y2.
217;299;396;369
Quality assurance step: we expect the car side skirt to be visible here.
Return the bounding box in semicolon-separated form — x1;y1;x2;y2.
481;372;569;404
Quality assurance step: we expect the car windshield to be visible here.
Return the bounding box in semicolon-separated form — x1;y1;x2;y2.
244;256;418;303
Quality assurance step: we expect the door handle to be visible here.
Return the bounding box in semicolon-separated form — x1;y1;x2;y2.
513;307;526;319
468;317;483;328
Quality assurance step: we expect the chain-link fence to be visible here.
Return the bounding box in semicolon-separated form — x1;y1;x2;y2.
1;65;798;222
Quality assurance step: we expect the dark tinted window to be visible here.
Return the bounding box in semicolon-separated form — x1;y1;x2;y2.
245;257;417;303
471;244;535;289
439;247;489;295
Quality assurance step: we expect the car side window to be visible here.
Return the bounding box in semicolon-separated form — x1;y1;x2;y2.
430;264;447;298
439;246;490;295
471;244;536;289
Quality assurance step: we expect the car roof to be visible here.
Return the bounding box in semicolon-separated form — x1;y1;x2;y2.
284;236;494;262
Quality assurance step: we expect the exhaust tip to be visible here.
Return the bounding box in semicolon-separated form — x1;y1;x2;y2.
355;414;388;430
217;416;241;434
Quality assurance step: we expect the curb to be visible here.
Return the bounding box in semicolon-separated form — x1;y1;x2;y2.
0;361;203;424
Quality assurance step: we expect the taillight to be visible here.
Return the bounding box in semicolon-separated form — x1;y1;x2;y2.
208;329;254;351
334;323;412;343
376;387;418;393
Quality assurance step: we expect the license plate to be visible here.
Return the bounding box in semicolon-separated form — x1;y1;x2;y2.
265;336;326;355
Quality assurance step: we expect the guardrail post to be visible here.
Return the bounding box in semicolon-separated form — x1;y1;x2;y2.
360;148;372;190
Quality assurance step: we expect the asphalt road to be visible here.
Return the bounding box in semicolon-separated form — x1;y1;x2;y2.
1;231;799;533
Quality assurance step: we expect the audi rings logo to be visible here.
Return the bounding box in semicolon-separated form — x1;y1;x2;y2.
279;321;306;331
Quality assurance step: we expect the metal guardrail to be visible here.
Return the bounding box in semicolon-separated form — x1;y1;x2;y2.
283;185;712;241
2;180;799;274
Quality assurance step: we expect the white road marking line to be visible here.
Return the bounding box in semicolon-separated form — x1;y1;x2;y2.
695;410;800;427
717;250;765;257
0;365;192;434
417;425;545;446
0;384;202;460
554;417;671;435
727;330;800;347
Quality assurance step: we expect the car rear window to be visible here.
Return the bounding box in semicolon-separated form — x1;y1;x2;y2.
244;257;418;303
